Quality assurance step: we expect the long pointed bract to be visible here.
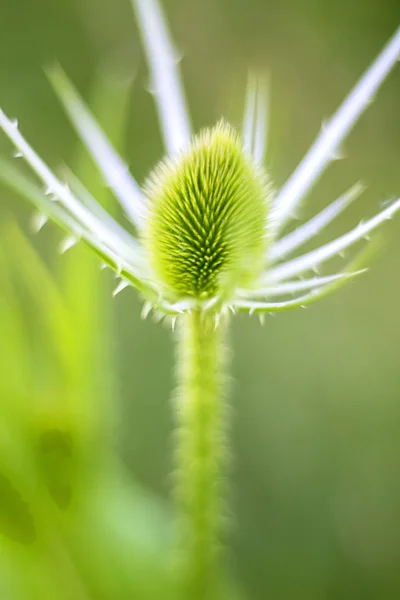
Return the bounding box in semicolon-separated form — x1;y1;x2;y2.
242;73;257;154
242;73;257;155
0;109;144;269
236;247;372;312
242;73;269;164
272;27;400;232
0;157;153;292
266;198;400;282
46;65;146;229
269;182;366;262
236;286;346;313
0;156;90;240
253;75;269;165
237;270;366;299
131;0;191;155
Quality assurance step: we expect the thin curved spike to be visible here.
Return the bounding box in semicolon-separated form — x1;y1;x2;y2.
269;182;366;262
157;298;195;316
267;197;400;283
242;73;269;164
59;236;77;254
112;279;130;297
237;269;366;299
253;75;269;164
131;0;191;155
46;65;146;229
31;213;48;232
272;27;400;232
0;108;144;269
242;73;257;155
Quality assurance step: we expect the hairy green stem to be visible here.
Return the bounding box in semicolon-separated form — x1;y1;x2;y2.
174;309;229;599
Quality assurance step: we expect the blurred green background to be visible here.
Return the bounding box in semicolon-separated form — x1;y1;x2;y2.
0;0;400;598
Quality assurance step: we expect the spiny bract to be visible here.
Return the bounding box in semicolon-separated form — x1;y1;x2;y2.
0;0;399;322
143;122;270;301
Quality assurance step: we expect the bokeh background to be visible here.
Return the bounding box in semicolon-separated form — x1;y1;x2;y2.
0;0;400;598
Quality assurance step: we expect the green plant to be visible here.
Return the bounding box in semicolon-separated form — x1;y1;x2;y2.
0;0;399;597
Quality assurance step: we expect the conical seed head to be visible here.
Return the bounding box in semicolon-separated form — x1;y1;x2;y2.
143;122;270;301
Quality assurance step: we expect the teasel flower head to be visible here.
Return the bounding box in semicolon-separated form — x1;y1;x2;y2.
0;0;399;327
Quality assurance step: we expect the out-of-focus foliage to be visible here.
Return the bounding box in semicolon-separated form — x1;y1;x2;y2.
0;1;400;599
0;69;175;600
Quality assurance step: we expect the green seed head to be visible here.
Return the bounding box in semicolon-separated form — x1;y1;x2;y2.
143;122;270;302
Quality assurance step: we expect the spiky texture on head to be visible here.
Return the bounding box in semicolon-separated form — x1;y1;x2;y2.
143;122;270;301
